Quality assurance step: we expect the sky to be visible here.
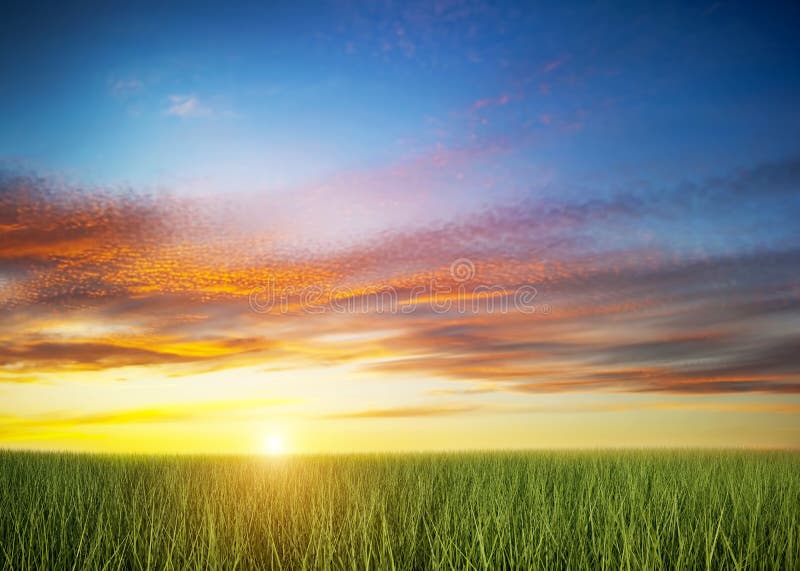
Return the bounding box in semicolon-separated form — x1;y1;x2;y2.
1;0;799;454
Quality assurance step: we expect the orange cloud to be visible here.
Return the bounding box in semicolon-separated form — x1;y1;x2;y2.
323;404;479;419
2;160;799;397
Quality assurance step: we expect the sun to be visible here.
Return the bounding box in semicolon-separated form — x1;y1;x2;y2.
262;433;286;456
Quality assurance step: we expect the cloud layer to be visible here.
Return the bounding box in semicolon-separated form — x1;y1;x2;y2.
1;156;798;403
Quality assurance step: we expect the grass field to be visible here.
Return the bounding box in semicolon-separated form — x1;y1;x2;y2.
1;450;798;569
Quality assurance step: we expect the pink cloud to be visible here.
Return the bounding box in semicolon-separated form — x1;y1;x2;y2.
541;55;568;74
471;93;514;111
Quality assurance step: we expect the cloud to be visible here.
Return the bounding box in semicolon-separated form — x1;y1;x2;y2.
323;404;479;419
166;94;211;117
0;398;297;439
109;77;143;96
0;341;189;371
1;156;799;396
471;93;513;111
541;55;568;73
355;244;800;395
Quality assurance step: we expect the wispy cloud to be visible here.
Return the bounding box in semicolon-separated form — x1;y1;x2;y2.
109;77;143;97
166;94;212;117
471;93;513;111
0;398;297;440
541;55;568;74
323;404;479;419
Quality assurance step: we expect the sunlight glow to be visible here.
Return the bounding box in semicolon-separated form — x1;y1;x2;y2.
263;433;286;456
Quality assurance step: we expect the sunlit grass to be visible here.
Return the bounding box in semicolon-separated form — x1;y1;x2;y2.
0;450;798;569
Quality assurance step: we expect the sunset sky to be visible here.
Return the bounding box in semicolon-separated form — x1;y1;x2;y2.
1;1;799;453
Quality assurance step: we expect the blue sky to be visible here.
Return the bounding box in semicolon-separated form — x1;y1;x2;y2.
2;1;798;192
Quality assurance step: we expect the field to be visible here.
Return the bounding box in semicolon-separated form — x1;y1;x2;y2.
1;450;798;569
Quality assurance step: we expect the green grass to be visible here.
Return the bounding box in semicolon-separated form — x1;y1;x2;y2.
1;450;798;569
